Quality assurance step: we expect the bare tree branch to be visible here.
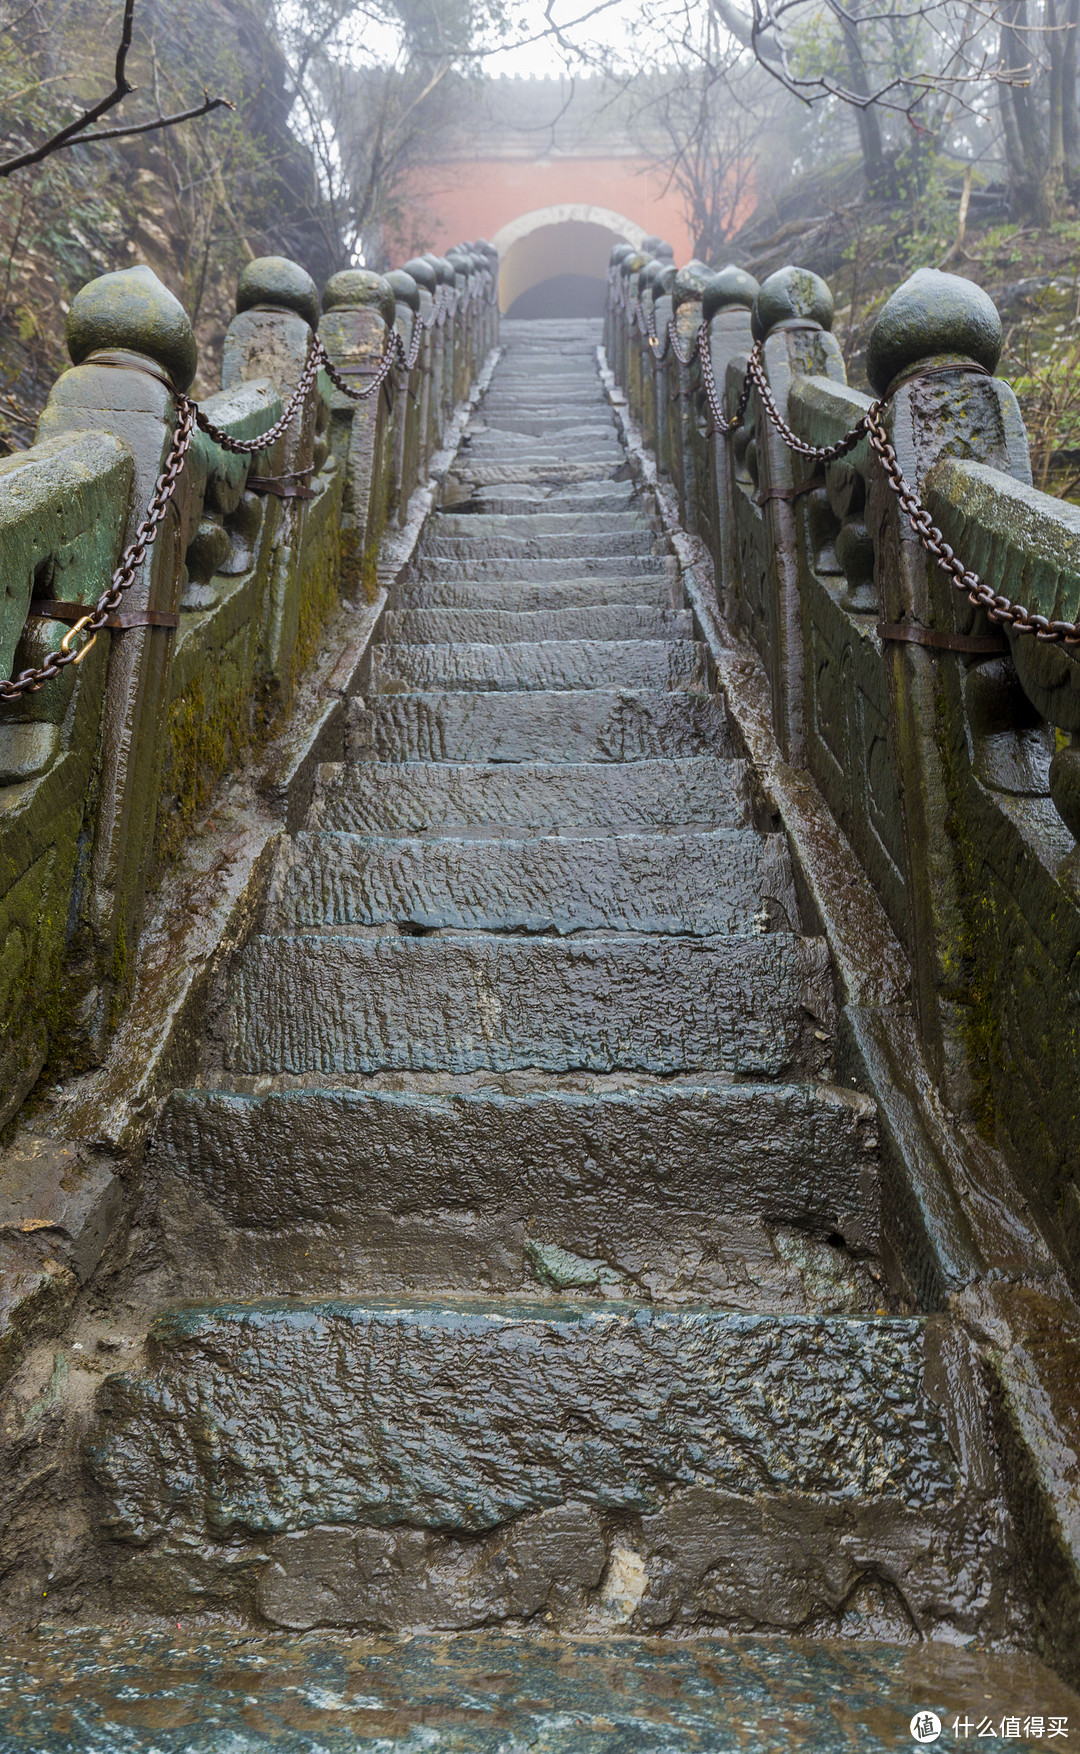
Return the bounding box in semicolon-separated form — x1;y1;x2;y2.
0;0;230;177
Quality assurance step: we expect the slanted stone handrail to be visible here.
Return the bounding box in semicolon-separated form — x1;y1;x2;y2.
0;243;496;1130
608;247;1080;1306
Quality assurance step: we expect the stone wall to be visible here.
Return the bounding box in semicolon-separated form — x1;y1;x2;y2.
0;245;497;1130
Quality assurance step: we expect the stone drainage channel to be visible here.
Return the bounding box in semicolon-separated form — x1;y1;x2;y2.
1;319;1076;1752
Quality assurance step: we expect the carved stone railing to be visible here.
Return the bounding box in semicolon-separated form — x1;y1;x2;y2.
610;245;1080;1299
0;242;498;1129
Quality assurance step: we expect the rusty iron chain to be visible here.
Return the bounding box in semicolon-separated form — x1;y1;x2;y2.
191;334;325;454
745;346;881;463
0;395;197;700
863;408;1080;643
622;292;1080;646
1;316;415;699
697;328;753;436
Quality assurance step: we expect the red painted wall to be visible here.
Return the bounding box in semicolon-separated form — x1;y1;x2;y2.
391;156;697;264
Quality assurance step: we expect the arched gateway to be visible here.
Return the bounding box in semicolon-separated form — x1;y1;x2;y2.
492;203;646;317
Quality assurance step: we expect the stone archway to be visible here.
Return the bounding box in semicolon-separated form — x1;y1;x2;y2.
491;204;646;317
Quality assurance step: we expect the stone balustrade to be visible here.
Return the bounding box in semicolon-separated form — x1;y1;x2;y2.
608;248;1080;1303
0;243;498;1129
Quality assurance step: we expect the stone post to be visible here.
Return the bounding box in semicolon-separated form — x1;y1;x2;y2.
624;255;649;423
319;268;396;601
423;254;456;440
668;261;713;529
703;265;758;618
476;240;499;355
649;264;676;479
33;266;198;1055
863;269;1030;1107
750;267;848;764
446;250;471;406
386;268;422;525
613;254;639;398
636;259;665;451
221;255;321;700
605;243;632;361
402;257;439;473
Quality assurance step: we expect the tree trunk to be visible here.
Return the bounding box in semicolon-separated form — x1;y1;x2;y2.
839;12;886;187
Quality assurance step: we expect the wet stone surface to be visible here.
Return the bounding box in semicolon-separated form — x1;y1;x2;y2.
89;1301;958;1543
345;689;733;763
226;931;834;1077
151;1079;878;1240
309;755;752;834
369;637;710;694
2;1629;1077;1752
266;827;795;934
78;318;1024;1655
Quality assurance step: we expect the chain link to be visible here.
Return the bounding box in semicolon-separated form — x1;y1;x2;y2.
1;313;421;700
626;296;1077;645
0;395;196;700
863;408;1080;643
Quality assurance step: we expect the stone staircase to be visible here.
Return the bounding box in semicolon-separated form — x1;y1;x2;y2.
87;321;1022;1666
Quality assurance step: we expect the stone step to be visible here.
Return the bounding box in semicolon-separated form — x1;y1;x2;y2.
425;531;656;560
310;756;750;836
411;555;665;582
460;488;637;515
434;511;650;538
346;690;730;764
267;828;795;936
462;447;623;467
226;931;833;1078
370;640;709;695
471;418;617;437
86;1298;1011;1640
452;464;628;488
394;576;679;611
154;1076;877;1247
479;397;607;412
381;606;694;643
2;1629;1073;1747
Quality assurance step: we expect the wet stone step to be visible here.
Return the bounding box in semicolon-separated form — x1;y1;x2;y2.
370;640;709;695
479;398;607;412
153;1077;876;1241
380;606;694;644
310;755;750;836
91;1302;961;1538
461;488;637;515
227;930;834;1078
267;828;796;936
433;511;651;537
424;533;656;561
463;445;623;464
394;576;679;611
411;555;666;582
1;1630;1073;1752
472;418;617;438
85;1301;1012;1640
454;469;630;490
346;690;730;764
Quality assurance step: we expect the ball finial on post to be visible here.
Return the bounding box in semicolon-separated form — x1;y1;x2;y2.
702;265;759;324
865;268;1002;397
751;266;834;343
65;264;197;390
236;256;320;330
672;260;716;311
322;269;397;330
